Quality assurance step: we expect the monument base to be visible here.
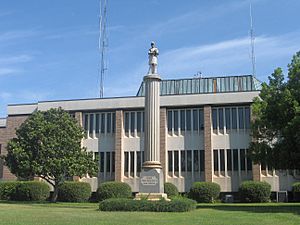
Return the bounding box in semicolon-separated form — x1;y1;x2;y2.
139;167;164;193
135;193;170;201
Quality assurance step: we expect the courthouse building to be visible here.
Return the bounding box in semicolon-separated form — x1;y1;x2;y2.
0;75;299;193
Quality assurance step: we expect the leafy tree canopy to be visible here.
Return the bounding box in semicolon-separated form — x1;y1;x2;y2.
4;108;98;202
249;51;300;170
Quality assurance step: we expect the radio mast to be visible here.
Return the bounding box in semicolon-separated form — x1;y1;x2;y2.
99;0;108;98
249;3;256;77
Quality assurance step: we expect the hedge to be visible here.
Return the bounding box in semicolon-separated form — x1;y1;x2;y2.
0;181;19;200
99;197;196;212
188;182;220;203
164;183;179;198
11;181;50;201
292;182;300;202
96;181;132;201
0;181;50;201
58;182;91;202
239;181;271;203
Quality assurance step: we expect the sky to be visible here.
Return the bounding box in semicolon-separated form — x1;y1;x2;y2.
0;0;300;117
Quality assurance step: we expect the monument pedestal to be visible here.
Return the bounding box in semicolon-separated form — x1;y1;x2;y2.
136;166;169;201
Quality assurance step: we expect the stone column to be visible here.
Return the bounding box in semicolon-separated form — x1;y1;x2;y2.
114;110;124;182
143;74;161;167
252;164;261;181
137;73;166;200
204;106;213;182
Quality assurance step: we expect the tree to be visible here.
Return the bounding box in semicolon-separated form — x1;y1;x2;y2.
249;51;300;170
3;108;98;202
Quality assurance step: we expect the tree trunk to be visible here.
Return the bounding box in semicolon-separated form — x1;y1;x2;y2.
50;184;59;203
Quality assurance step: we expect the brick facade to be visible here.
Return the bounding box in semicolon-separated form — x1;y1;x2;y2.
0;115;28;180
204;106;213;182
114;110;123;182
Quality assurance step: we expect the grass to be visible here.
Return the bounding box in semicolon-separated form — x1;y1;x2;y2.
0;201;299;225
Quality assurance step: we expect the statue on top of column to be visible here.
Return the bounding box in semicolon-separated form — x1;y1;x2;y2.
148;41;159;74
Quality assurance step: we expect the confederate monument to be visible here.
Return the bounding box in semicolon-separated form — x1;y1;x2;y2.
136;42;167;200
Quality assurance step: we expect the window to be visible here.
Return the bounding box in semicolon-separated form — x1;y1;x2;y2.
240;149;246;171
200;150;204;171
193;110;198;131
220;149;225;172
213;150;218;172
124;152;129;173
194;150;199;171
233;149;238;171
186;110;191;131
174;110;178;131
225;108;231;130
107;113;111;133
199;109;204;130
227;149;232;171
112;152;115;172
180;110;185;131
238;107;244;129
112;113;116;133
101;113;105;133
212;109;218;130
174;151;179;172
187;150;192;171
130;151;134;176
167;111;172;132
218;108;224;130
232;108;237;129
247;151;252;171
137;112;142;132
106;152;111;172
168;151;173;172
137;151;141;172
130;112;135;134
89;114;94;136
125;112;129;133
96;114;100;134
181;150;186;172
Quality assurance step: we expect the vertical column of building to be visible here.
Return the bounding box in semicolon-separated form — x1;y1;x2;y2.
160;107;167;181
204;106;213;182
114;110;124;182
74;112;83;127
2;116;28;180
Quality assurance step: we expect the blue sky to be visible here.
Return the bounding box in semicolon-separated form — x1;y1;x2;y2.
0;0;300;117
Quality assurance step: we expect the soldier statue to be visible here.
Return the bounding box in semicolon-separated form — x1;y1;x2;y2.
148;41;159;74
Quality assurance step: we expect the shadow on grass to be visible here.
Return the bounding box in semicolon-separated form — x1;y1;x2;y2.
0;200;98;209
196;203;300;216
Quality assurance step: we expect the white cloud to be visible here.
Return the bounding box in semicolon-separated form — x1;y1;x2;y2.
0;54;32;64
0;68;20;76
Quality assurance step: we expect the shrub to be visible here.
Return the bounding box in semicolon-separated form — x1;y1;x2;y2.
11;181;50;201
96;181;131;201
239;181;271;203
99;198;196;212
188;182;220;203
0;181;18;200
58;182;91;202
292;182;300;202
164;182;179;198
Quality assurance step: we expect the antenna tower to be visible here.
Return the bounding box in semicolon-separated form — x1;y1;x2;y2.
99;0;108;98
249;3;256;77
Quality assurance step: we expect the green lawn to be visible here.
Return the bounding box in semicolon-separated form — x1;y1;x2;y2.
0;202;299;225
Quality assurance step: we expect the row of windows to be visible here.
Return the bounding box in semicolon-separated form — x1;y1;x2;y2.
84;113;116;138
212;107;250;132
167;109;204;135
168;150;205;177
94;151;115;173
213;149;252;176
124;151;144;177
124;111;145;137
